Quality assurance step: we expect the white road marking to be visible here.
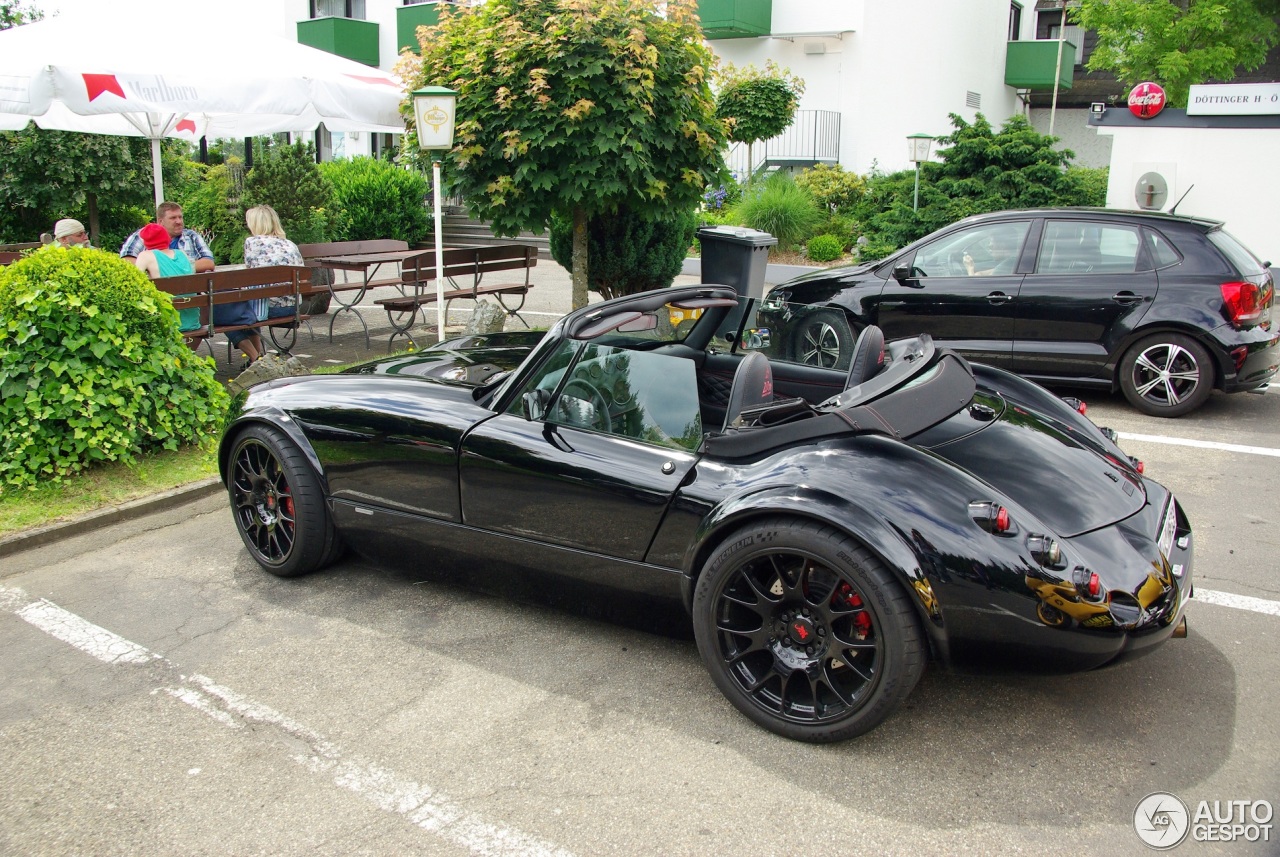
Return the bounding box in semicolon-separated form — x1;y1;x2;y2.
0;585;573;857
1195;588;1280;617
1117;432;1280;458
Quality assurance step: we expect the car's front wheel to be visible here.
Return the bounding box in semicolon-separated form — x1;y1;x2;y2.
1119;333;1214;417
791;309;853;369
692;518;926;742
227;424;343;577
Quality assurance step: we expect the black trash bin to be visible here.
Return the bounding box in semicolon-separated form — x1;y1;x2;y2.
696;225;777;300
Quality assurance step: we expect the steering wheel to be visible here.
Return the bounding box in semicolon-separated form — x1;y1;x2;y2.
558;378;612;432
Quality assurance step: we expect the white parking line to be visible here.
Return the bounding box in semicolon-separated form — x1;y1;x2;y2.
0;585;574;857
1117;432;1280;458
1196;588;1280;617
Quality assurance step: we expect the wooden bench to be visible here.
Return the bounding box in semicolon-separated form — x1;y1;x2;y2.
296;239;414;308
150;265;310;361
375;244;538;347
0;251;23;266
0;242;42;253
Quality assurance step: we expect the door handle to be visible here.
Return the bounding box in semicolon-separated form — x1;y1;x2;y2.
986;292;1013;305
1112;292;1144;305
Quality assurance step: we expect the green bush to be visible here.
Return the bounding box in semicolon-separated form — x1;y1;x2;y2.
0;246;228;491
733;172;822;250
549;207;698;301
806;234;845;263
319;157;430;244
242;140;336;243
182;160;247;264
795;164;865;213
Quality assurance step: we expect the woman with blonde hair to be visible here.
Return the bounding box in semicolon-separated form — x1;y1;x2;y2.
236;204;305;360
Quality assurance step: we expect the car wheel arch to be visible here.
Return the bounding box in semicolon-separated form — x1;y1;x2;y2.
1110;325;1225;392
681;486;949;660
219;412;328;494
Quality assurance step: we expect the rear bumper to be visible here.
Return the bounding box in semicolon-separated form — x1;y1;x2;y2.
1212;325;1279;392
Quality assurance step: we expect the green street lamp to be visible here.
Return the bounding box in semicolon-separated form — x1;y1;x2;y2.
907;132;933;212
413;86;457;342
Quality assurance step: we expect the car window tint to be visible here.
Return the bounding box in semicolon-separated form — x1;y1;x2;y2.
1037;221;1140;274
912;222;1030;277
1207;229;1267;276
526;341;703;451
1145;229;1181;269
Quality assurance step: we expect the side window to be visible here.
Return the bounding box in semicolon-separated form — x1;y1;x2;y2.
1145;229;1182;269
514;340;704;451
1038;221;1141;274
912;222;1030;277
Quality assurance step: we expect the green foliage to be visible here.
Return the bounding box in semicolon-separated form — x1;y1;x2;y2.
242;140;336;242
715;61;805;146
732;173;822;250
0;1;41;29
320;157;430;244
548;207;697;301
0;246;228;491
406;0;727;239
806;234;846;263
1061;166;1110;207
181;160;246;264
1074;0;1279;107
795;163;865;213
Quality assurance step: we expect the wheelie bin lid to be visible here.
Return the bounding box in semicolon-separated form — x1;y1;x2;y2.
696;225;778;247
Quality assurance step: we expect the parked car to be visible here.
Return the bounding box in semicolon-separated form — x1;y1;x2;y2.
759;208;1278;416
220;285;1193;743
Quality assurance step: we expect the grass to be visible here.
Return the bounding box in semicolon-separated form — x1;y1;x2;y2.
0;444;220;538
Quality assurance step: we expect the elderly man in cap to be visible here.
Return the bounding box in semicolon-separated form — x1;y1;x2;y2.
53;218;92;248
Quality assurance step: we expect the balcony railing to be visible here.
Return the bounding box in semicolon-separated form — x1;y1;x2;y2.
725;110;841;178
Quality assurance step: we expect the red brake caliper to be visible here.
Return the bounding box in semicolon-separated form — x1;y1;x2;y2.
835;582;873;638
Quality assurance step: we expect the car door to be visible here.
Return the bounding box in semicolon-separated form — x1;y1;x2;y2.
459;339;702;562
874;220;1031;369
1013;218;1157;381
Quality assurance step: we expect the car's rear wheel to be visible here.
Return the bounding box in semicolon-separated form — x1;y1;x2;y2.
227;424;342;577
1119;333;1214;417
791;309;853;369
693;518;926;742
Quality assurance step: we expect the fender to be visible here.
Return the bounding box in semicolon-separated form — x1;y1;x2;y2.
218;402;330;495
681;483;951;662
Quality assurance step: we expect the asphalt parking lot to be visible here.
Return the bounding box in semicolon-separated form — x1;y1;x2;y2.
0;268;1277;856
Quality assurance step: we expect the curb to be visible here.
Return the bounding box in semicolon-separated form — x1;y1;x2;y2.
0;476;224;560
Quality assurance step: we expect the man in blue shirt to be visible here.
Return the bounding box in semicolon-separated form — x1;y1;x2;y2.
120;202;214;272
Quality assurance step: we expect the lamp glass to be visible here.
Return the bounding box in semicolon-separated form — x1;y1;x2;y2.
907;133;933;163
413;87;457;150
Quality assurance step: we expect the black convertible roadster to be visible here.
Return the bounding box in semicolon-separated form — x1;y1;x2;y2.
220;285;1193;742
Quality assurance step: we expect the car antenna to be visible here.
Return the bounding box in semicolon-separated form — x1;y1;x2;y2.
1169;184;1194;215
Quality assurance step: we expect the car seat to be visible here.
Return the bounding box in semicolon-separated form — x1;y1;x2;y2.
845;325;886;389
722;351;774;430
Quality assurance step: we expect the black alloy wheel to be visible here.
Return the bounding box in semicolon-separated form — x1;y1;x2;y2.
693;518;926;742
1119;333;1214;417
228;424;342;577
792;309;853;369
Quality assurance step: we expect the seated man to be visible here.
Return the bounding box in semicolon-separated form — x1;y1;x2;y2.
120;202;214;272
53;218;92;248
963;229;1021;276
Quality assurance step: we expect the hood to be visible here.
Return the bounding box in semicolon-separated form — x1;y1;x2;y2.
341;330;543;387
916;393;1146;537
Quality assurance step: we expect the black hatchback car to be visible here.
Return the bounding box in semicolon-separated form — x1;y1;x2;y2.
759;208;1278;416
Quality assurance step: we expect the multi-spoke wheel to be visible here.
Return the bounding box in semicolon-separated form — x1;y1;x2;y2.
1119;333;1214;417
791;309;853;370
227;424;342;577
693;518;926;742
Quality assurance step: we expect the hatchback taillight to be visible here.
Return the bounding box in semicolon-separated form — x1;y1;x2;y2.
1220;281;1263;328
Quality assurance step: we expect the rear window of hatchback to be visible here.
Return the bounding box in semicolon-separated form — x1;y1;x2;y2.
1207;229;1268;276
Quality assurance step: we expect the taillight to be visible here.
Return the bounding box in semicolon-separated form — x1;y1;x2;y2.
1027;533;1063;568
1130;456;1145;474
969;501;1013;533
1060;396;1087;415
1220;281;1263;328
1073;566;1103;600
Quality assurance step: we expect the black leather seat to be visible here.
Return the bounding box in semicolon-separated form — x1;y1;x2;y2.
722;351;774;430
845;324;886;389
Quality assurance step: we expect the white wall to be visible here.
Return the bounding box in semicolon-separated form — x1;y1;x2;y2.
1098;124;1280;264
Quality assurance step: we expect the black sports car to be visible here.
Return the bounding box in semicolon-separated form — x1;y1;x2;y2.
759;208;1277;417
220;285;1193;743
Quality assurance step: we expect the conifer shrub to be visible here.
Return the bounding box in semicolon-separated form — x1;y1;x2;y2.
549;208;698;301
0;246;228;491
319;157;430;244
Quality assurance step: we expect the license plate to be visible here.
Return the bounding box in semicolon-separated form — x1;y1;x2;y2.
1158;499;1178;561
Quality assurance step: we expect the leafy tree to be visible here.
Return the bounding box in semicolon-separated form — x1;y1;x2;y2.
241;140;336;244
1074;0;1280;107
405;0;727;309
0;1;42;29
715;61;805;184
548;208;696;301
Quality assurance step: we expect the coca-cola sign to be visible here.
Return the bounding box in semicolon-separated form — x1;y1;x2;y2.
1128;82;1167;119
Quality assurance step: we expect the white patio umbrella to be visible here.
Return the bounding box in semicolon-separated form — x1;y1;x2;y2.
0;2;407;206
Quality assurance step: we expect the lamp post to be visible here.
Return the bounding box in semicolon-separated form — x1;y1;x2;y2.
413;86;457;343
907;132;933;212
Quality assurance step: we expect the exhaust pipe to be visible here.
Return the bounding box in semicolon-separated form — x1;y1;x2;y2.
1171;616;1188;638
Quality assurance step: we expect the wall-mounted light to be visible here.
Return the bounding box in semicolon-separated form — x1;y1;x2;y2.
1090;102;1107;116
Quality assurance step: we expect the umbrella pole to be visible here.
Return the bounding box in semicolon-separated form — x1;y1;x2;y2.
150;138;164;208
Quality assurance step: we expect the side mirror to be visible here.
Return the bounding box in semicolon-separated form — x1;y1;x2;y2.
522;389;548;421
892;263;914;282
